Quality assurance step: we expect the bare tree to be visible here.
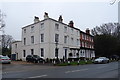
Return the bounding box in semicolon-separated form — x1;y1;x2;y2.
113;23;120;40
0;10;6;55
2;35;14;49
91;23;118;36
0;10;6;30
1;35;14;55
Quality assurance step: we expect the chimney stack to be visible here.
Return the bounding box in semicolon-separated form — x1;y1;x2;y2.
58;15;63;22
34;16;40;23
86;28;90;34
44;12;49;19
69;21;74;27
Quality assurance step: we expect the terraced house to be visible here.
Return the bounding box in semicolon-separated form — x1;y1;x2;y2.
80;29;95;59
12;12;95;61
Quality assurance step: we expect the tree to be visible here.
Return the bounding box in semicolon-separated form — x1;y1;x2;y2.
0;10;6;30
94;35;118;57
2;35;14;55
91;23;120;57
0;10;6;55
91;23;117;36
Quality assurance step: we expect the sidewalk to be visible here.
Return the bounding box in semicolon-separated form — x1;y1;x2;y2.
11;61;33;64
11;61;54;66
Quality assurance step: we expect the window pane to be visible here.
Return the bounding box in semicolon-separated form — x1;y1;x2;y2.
24;29;26;33
55;34;59;42
41;48;44;57
64;36;67;43
31;49;34;55
41;23;44;29
24;38;26;45
31;36;34;43
23;50;26;57
64;26;67;32
41;34;44;42
55;23;59;30
55;48;58;57
31;26;34;32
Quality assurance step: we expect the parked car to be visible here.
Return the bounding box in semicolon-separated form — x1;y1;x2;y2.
26;55;45;63
0;55;11;64
93;57;109;64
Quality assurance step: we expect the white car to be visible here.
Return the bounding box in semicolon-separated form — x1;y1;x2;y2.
94;57;109;64
0;56;11;64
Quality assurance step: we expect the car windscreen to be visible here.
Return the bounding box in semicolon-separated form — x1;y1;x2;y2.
99;57;106;59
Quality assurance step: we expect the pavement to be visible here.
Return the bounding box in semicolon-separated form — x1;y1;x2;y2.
11;61;33;64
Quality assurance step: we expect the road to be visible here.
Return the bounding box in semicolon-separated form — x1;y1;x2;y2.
2;62;119;79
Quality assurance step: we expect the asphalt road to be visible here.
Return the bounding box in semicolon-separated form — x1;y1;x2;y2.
2;62;119;79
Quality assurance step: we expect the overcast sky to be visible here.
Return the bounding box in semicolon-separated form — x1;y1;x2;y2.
0;0;118;40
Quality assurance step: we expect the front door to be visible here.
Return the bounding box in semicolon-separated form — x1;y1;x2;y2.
65;49;67;59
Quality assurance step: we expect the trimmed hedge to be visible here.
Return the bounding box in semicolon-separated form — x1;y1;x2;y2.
55;60;93;66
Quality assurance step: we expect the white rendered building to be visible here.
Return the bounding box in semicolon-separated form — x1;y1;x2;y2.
12;12;95;61
11;41;22;60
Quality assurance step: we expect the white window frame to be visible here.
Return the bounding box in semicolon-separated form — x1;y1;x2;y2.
64;36;67;44
41;48;44;57
41;23;44;29
64;26;67;33
31;36;34;44
41;34;44;42
31;26;34;33
55;34;59;42
24;29;26;33
55;23;59;31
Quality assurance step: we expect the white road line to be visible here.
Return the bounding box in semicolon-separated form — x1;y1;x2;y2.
28;75;47;78
65;69;88;73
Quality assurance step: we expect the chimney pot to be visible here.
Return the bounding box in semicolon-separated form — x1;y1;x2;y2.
34;16;39;23
58;15;63;22
44;12;49;19
69;21;74;27
86;28;90;34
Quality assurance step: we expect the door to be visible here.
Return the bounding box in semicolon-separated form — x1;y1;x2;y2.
65;49;67;59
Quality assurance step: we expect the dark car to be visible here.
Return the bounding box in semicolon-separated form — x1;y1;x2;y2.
26;55;45;63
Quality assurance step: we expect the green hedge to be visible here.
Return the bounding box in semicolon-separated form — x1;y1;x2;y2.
55;60;93;66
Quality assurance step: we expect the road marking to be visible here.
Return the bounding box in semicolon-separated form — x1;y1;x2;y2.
28;75;47;78
65;69;88;73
